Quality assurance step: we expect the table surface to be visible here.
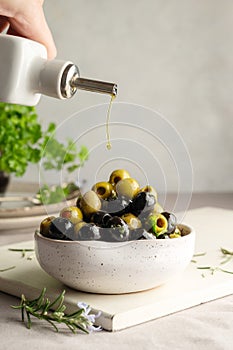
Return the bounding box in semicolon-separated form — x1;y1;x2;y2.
0;192;233;350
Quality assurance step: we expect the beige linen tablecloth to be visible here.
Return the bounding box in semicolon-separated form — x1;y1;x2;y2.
0;291;232;350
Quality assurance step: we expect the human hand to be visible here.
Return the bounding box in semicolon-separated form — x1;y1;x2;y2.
0;0;56;59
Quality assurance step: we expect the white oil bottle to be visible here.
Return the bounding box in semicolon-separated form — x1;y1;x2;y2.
0;34;117;106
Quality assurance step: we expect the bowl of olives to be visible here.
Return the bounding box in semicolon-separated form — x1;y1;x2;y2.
35;169;195;294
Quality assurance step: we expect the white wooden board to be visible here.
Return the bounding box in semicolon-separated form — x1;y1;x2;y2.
0;207;233;331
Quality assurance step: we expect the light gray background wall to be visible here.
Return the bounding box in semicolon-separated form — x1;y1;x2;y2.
22;0;233;192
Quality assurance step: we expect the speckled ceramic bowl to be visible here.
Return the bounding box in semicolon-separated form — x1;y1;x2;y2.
34;224;195;294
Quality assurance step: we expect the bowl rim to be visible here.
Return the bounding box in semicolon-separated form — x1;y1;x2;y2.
35;223;195;250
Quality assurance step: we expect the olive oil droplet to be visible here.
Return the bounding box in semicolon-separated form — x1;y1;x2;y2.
106;94;115;150
106;142;112;150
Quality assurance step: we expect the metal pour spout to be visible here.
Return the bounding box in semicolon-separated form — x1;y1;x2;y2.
60;63;117;99
71;75;117;97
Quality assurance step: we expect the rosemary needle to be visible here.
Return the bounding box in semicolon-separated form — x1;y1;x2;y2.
220;247;233;256
193;252;206;257
0;266;16;272
8;248;34;258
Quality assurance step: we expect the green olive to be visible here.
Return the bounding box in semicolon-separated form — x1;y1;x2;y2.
60;206;83;224
70;221;87;240
80;190;101;217
92;181;115;200
140;185;158;202
109;169;131;186
116;177;140;199
40;216;56;237
169;232;180;238
169;227;181;238
74;221;86;234
146;213;168;237
121;213;142;230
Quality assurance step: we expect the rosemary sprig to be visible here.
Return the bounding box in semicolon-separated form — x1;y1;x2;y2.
8;248;34;258
196;247;233;276
0;266;16;272
11;288;101;334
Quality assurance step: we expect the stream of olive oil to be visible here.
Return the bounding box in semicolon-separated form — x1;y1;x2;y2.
106;94;115;150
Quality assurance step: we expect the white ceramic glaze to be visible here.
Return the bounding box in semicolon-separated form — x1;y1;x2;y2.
0;34;74;105
0;34;46;105
35;224;195;294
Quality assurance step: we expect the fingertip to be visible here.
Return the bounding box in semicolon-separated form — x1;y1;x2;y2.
0;17;9;32
47;41;57;60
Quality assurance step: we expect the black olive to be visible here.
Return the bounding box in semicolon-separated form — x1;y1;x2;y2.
102;196;130;216
101;216;130;242
130;192;156;217
49;217;74;240
98;227;112;242
90;211;107;226
102;213;112;226
161;212;177;233
128;228;145;241
105;216;124;228
98;214;129;242
156;233;170;239
77;223;101;241
90;211;113;228
111;225;129;241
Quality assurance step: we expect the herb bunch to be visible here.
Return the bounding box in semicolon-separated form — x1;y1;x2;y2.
0;104;43;176
36;182;81;205
0;103;88;177
12;288;101;334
